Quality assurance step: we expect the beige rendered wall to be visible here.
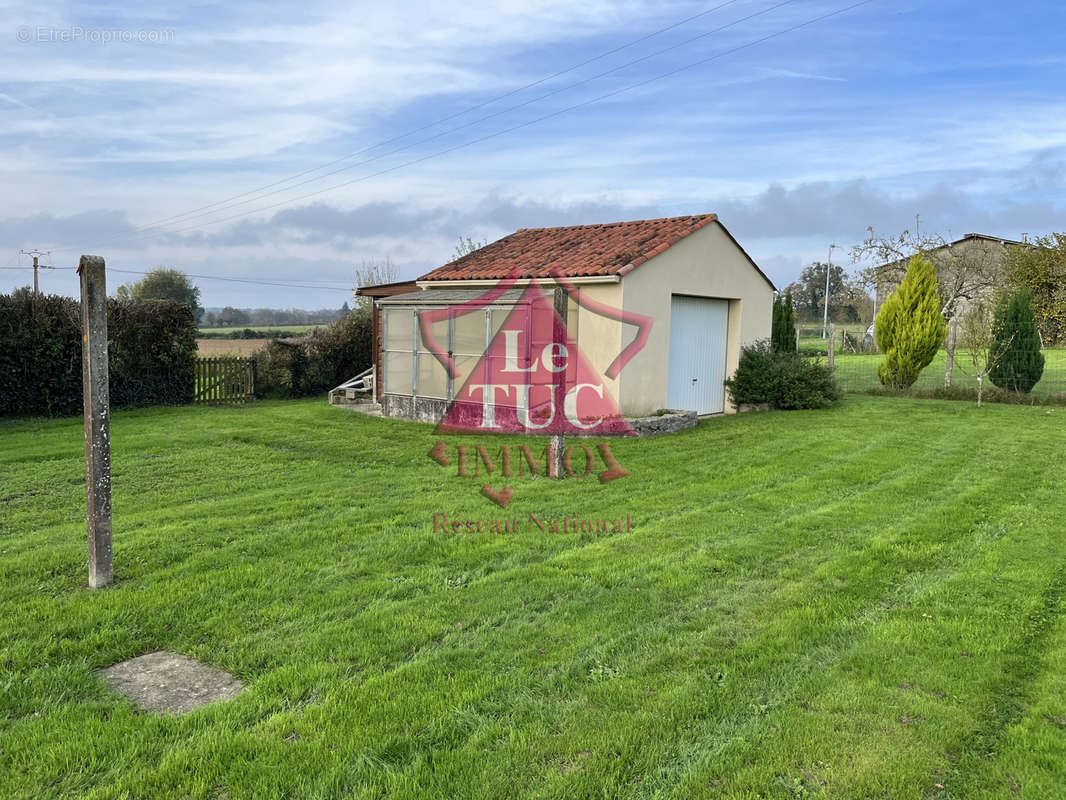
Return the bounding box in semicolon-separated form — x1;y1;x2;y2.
571;282;624;409
615;221;774;416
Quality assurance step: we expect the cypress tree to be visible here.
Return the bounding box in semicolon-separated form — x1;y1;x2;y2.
783;291;797;352
771;292;797;353
875;255;947;389
989;287;1044;393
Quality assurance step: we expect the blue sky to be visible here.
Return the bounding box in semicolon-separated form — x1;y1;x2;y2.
1;0;1064;306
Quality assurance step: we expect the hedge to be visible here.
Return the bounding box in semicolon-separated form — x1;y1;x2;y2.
254;309;373;398
0;288;198;417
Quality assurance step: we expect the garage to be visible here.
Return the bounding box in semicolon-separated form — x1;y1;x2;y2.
666;295;729;415
354;214;776;420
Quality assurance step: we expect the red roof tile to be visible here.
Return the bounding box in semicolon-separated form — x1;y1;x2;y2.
419;214;720;281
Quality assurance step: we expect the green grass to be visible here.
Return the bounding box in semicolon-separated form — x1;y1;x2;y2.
2;397;1066;799
832;349;1066;398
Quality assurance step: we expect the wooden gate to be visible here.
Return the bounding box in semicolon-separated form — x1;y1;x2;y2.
195;357;255;405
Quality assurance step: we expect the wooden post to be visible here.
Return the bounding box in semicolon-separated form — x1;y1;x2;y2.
827;322;835;371
79;255;113;588
549;285;567;479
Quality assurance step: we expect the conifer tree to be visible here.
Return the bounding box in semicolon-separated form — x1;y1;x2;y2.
782;291;797;352
875;255;947;389
771;292;797;353
989;287;1044;393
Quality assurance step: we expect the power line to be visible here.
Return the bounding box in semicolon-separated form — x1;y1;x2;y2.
144;0;876;240
0;265;353;291
130;0;746;232
129;0;790;235
50;0;874;260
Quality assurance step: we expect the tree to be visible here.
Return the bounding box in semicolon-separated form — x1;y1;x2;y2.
452;236;487;261
1002;233;1066;344
352;257;399;311
785;262;872;325
958;300;1009;408
217;306;251;327
116;267;203;323
988;287;1044;394
854;226;1008;385
875;255;947;389
771;292;797;352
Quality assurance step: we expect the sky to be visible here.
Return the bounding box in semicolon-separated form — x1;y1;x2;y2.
1;0;1065;308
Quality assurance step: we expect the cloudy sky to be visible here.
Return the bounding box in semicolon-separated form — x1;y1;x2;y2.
2;0;1064;307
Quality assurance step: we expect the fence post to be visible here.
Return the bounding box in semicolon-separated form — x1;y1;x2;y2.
79;255;113;589
827;323;835;371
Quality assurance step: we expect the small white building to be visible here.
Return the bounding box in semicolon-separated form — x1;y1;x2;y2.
358;214;775;421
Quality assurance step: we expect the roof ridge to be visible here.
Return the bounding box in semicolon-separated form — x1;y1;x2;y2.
513;213;715;235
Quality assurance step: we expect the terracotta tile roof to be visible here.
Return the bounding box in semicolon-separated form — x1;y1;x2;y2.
419;214;720;281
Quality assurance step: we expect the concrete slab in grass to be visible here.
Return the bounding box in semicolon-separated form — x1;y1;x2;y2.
97;651;245;714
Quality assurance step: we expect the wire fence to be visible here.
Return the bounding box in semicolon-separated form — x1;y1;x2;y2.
830;349;1066;402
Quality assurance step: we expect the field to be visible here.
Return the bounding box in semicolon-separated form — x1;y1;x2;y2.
197;325;321;336
195;338;268;357
2;397;1066;798
833;349;1066;398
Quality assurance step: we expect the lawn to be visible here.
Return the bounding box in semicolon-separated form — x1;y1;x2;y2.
2;397;1065;799
833;349;1066;399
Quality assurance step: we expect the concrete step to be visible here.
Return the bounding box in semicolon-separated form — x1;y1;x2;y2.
331;399;383;416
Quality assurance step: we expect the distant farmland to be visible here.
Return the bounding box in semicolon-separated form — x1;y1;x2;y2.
197;324;320;336
195;338;268;356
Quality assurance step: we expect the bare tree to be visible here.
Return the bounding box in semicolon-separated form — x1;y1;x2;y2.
351;257;398;309
852;226;1006;386
452;236;487;261
958;299;1011;408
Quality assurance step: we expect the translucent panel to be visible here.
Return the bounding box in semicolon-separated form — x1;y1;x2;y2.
417;314;449;356
453;310;488;355
452;354;483;395
490;305;522;339
383;350;414;395
417;353;449;399
383;309;414;351
566;298;579;341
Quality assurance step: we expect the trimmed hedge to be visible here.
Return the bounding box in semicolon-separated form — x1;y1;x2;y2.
0;288;197;417
254;309;373;398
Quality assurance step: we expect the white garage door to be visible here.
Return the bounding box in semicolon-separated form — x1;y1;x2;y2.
666;295;729;414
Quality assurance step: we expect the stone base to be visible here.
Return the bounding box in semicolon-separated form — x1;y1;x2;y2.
97;651;244;714
628;409;699;436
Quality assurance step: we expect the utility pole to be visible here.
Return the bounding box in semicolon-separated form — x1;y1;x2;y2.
20;249;53;295
822;243;839;339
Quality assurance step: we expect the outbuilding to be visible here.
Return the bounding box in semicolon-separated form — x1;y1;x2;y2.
353;214;775;421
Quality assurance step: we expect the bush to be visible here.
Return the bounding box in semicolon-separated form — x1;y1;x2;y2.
989;288;1045;393
725;340;840;410
254;309;372;398
875;255;947;389
0;289;197;417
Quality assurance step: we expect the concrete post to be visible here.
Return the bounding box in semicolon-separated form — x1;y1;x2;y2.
79;255;112;588
549;285;567;479
827;323;835;371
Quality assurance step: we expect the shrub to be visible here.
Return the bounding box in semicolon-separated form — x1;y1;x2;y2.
254;309;373;398
771;292;797;353
725;340;839;410
875;255;947;389
989;288;1045;393
0;289;197;417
